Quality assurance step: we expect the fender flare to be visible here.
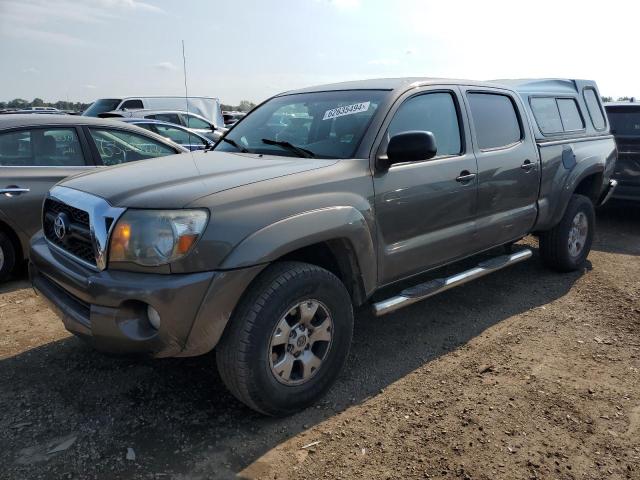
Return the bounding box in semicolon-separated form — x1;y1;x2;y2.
220;206;377;297
536;162;604;231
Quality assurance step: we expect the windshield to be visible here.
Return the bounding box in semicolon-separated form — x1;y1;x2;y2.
214;90;386;159
83;99;121;117
607;106;640;136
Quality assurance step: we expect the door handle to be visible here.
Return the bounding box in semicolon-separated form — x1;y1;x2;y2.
1;187;30;197
456;171;477;183
521;160;535;171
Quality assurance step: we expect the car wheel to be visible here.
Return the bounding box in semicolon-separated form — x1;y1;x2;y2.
216;261;354;416
0;231;17;282
539;194;595;272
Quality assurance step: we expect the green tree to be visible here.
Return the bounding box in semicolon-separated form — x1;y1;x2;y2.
617;96;631;102
238;100;256;112
601;96;613;103
7;98;27;108
32;97;44;107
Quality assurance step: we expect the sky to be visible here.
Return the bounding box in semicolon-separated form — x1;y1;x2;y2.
0;0;638;105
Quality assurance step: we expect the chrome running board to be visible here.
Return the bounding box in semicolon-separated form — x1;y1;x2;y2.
372;248;533;316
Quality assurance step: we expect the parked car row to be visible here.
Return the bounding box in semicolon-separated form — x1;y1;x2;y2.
22;76;619;417
82;96;225;129
118;118;214;151
100;109;225;142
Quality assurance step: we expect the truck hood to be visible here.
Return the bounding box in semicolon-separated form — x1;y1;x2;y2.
61;151;338;208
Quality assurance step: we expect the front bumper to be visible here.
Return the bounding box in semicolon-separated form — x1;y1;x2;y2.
29;232;263;357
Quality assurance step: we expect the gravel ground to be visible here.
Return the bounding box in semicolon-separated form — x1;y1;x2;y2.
0;202;638;480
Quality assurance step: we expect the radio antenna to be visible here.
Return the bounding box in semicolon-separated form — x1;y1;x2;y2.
182;40;189;116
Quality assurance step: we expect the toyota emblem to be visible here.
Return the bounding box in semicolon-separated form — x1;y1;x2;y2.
54;213;69;240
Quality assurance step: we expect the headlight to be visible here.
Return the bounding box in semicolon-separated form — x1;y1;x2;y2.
109;209;208;266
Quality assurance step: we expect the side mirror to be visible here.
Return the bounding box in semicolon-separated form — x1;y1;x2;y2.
384;131;437;168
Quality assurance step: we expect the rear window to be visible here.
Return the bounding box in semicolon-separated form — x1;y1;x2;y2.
530;97;584;134
583;88;606;130
606;106;640;136
147;113;181;125
467;93;522;149
121;99;144;110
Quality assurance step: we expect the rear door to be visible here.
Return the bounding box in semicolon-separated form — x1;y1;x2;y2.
462;88;540;249
0;126;95;239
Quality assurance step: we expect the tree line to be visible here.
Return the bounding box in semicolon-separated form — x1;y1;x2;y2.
220;100;256;112
2;98;258;113
1;98;91;112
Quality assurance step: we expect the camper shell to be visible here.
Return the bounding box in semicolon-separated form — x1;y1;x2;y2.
494;79;616;230
498;79;610;140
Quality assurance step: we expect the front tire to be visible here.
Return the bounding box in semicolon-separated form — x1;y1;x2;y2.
539;194;595;272
216;261;354;416
0;232;16;282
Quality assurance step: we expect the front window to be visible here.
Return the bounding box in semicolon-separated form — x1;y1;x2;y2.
83;99;121;117
214;90;387;159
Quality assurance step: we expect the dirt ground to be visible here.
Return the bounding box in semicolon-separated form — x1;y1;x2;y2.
0;202;639;480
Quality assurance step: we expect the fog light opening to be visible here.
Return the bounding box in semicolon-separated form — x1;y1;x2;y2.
147;305;161;330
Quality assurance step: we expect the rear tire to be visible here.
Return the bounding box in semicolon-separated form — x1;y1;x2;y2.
539;194;594;272
0;232;16;282
216;261;353;416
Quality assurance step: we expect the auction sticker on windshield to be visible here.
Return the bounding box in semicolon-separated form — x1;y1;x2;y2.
323;102;370;121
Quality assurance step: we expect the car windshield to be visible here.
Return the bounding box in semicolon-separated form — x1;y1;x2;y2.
83;99;121;117
214;90;387;159
607;106;640;136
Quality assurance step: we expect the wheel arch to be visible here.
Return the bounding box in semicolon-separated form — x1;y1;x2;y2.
534;163;605;233
219;206;377;305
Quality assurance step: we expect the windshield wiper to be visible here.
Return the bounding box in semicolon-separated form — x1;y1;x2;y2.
261;138;315;158
221;137;250;153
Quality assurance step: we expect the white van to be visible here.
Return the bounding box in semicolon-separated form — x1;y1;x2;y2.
83;96;224;128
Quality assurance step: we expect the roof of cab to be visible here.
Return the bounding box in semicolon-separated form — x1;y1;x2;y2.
279;77;511;96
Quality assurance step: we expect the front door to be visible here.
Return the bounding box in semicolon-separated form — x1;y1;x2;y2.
373;88;479;285
462;89;540;249
0;126;95;239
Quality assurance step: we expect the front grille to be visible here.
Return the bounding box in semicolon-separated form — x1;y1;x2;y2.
43;198;96;267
